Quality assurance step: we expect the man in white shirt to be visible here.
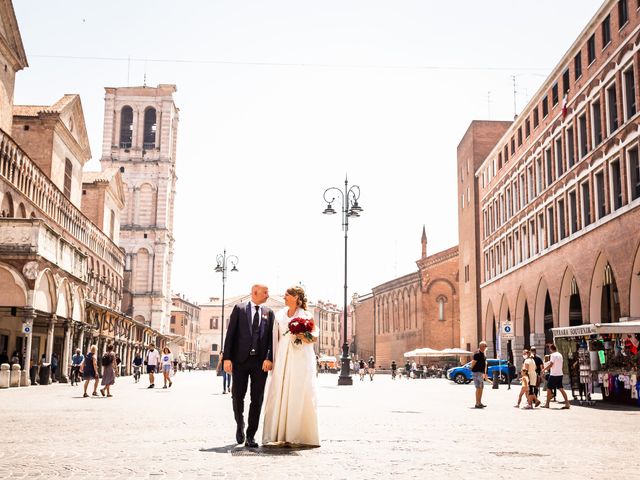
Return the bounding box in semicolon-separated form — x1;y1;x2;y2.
146;343;161;389
542;344;570;409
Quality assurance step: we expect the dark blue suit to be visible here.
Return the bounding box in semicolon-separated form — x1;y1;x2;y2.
223;302;274;439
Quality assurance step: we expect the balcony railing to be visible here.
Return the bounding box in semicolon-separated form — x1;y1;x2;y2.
0;128;124;276
0;218;86;279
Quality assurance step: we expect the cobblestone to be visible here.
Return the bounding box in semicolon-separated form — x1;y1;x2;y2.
1;372;638;479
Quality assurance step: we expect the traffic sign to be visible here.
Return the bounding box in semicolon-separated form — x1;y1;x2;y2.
22;324;31;334
502;321;514;339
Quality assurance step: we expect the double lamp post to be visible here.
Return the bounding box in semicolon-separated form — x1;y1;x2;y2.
214;249;238;358
322;177;363;386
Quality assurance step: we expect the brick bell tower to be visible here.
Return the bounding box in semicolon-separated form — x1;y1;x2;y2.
100;84;179;333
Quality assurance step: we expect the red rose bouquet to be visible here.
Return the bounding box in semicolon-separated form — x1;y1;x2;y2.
285;317;315;345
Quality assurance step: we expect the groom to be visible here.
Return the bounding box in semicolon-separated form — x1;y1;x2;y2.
223;284;275;448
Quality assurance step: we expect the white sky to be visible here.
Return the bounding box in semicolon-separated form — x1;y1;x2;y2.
13;0;603;306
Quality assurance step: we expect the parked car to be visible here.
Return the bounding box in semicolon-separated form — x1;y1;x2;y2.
447;359;516;385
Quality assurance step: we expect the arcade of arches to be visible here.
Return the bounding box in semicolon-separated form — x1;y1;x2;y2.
482;242;640;368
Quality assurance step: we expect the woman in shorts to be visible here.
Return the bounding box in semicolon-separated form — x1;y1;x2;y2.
161;347;173;389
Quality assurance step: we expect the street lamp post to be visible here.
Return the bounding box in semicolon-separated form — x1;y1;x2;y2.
322;177;363;386
214;249;238;361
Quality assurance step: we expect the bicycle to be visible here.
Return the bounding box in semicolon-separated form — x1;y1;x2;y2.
133;365;141;383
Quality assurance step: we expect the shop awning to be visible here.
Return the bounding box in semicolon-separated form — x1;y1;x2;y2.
552;319;640;338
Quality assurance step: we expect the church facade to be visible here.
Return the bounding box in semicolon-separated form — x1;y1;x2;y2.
354;228;460;368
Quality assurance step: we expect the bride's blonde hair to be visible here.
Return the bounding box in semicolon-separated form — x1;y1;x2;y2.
286;285;308;310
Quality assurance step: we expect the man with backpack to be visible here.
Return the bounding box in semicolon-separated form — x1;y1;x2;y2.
145;343;161;389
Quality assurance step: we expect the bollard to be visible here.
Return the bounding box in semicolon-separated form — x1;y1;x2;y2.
20;369;30;387
492;370;500;389
0;363;9;388
9;364;21;388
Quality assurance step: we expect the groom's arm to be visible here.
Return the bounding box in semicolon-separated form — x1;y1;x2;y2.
262;310;275;372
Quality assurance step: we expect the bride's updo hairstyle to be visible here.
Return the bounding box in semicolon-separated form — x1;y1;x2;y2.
286;285;308;310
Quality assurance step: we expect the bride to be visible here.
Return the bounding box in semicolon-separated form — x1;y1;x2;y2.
262;285;320;447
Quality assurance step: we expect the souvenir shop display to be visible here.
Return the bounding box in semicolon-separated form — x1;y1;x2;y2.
552;321;640;407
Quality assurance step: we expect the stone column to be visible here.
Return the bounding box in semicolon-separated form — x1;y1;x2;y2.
60;321;71;383
77;326;85;354
45;315;56;363
513;335;525;370
530;333;546;354
21;310;36;386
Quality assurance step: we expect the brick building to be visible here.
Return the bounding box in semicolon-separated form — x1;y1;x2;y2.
354;228;460;368
458;0;640;367
169;294;200;364
0;2;164;384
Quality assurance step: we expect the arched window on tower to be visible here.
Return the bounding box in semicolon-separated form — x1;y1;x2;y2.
119;106;133;148
143;107;157;149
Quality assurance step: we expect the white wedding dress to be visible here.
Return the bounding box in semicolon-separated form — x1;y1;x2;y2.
262;307;320;447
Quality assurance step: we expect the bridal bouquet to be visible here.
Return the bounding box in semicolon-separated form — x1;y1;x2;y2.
285;317;315;345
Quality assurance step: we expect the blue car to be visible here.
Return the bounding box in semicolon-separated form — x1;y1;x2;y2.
447;359;516;385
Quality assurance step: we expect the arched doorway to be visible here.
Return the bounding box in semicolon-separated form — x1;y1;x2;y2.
544;293;553;351
523;301;531;349
569;277;583;326
601;263;620;323
590;255;621;323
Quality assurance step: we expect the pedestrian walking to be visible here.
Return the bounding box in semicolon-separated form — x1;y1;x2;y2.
51;352;59;382
542;344;570;409
160;347;173;389
404;360;411;379
520;349;539;409
358;359;366;381
81;345;99;397
100;343;117;397
145;343;161;389
70;349;84;386
530;347;543;400
132;353;143;383
367;356;376;381
471;341;488;408
391;360;397;380
217;353;232;393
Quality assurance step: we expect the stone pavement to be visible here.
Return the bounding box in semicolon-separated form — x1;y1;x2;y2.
0;371;638;479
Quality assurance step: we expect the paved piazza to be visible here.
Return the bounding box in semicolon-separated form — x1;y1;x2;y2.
1;372;638;479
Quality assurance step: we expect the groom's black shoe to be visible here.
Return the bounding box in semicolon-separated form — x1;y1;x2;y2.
235;425;245;445
245;436;259;448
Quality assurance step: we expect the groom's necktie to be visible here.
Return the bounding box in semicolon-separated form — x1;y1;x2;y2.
251;305;260;355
